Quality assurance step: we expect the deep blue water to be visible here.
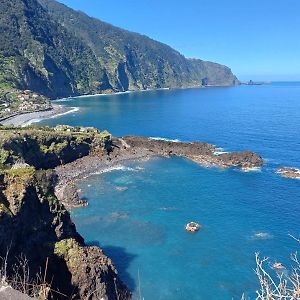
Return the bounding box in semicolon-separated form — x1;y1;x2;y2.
41;83;300;299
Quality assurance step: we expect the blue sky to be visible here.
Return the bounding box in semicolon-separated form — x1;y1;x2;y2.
58;0;300;81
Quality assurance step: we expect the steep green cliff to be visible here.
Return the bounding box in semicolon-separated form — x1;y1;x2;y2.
0;126;130;299
0;169;130;299
0;0;239;100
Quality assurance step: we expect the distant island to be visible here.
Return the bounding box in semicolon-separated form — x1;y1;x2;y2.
242;80;271;85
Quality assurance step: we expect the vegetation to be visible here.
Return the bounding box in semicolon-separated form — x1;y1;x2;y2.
0;125;111;169
4;167;35;177
0;148;9;165
240;236;300;300
54;239;76;260
252;252;300;299
0;125;129;299
0;201;12;216
0;252;55;299
0;0;238;104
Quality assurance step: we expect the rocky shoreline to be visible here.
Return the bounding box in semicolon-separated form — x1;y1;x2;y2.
55;136;264;207
1;125;295;300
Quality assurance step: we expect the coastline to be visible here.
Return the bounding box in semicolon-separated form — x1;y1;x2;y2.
54;86;201;101
55;136;264;208
0;88;176;126
0;84;234;127
0;104;78;126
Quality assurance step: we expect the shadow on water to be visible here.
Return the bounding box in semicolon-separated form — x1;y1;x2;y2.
87;241;137;290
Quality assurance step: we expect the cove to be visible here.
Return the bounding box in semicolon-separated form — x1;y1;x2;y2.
41;82;300;299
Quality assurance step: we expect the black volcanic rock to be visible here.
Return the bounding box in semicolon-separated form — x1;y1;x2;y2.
217;151;264;169
121;136;263;169
0;0;239;100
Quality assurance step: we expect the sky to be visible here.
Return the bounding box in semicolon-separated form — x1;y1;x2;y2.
58;0;300;81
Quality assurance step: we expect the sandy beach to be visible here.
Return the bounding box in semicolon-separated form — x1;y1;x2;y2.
0;104;77;126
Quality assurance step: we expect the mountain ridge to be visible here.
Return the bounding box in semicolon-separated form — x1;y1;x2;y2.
0;0;239;100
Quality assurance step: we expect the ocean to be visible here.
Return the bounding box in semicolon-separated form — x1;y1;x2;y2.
41;83;300;299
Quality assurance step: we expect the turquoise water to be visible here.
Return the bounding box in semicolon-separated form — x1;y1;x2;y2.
41;83;300;299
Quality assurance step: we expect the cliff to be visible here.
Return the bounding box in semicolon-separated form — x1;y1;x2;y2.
0;126;129;299
0;169;130;299
0;0;239;101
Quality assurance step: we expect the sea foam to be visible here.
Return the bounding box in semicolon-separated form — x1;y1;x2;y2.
92;165;144;175
251;232;273;240
50;107;79;119
149;137;181;142
21;107;79;127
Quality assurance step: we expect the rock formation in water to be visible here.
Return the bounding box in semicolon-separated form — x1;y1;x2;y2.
121;136;264;169
276;167;300;179
55;134;264;208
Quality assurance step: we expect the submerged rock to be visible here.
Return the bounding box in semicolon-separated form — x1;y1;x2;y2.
110;212;129;220
115;186;128;192
252;232;273;240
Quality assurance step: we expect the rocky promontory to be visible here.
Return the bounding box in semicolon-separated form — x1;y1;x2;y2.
0;169;130;300
0;125;264;299
0;126;130;299
54;135;264;208
121;136;264;169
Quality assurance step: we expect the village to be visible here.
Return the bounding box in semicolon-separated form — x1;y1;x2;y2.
0;89;52;119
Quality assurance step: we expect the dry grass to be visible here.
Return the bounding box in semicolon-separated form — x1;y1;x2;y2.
0;251;66;299
243;235;300;300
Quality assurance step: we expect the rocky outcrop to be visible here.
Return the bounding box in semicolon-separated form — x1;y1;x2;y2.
0;126;264;299
54;135;264;209
54;239;130;300
0;169;130;299
276;167;300;179
56;182;88;208
121;136;264;169
216;151;264;169
122;136;215;156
